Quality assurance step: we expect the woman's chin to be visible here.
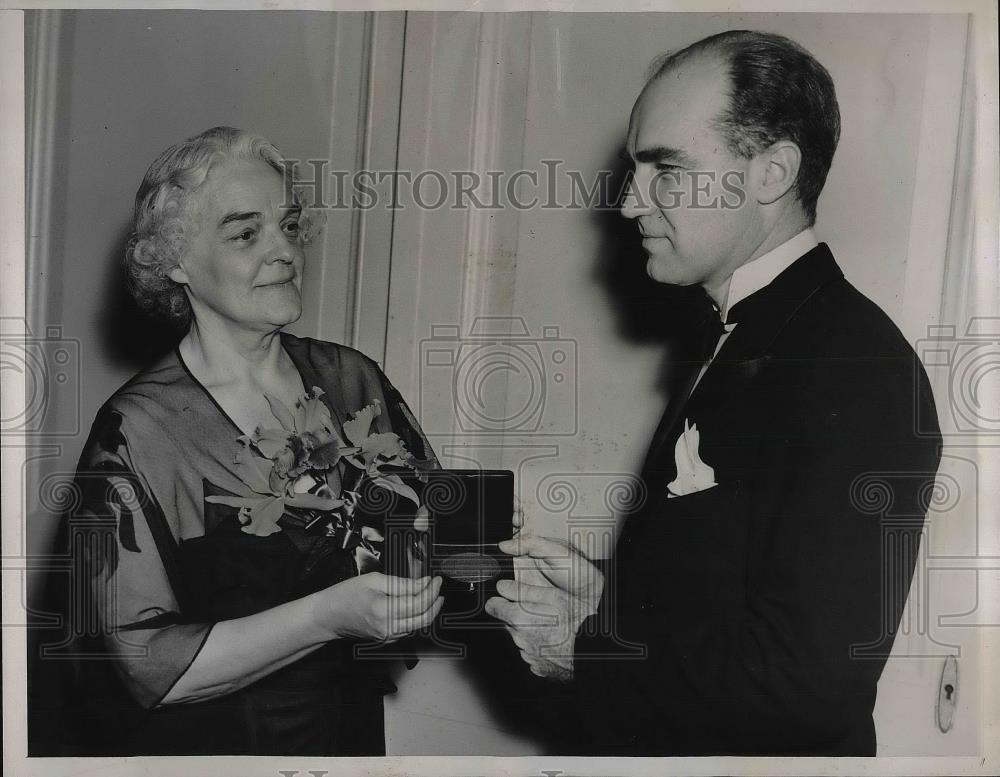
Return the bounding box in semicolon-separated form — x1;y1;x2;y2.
255;285;302;323
272;304;303;327
236;304;302;331
273;311;302;328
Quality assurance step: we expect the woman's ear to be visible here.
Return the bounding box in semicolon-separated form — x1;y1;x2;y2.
755;141;802;205
167;263;189;285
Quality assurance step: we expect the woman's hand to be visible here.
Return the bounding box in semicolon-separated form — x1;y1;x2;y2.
316;572;443;643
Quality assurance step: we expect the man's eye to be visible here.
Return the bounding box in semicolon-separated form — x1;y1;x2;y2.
233;229;256;242
282;220;301;235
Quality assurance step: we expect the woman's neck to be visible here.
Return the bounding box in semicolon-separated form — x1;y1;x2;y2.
178;317;290;391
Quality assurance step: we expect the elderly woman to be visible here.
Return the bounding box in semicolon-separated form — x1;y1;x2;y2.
65;127;442;756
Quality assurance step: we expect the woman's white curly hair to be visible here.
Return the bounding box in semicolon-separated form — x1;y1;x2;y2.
124;126;318;328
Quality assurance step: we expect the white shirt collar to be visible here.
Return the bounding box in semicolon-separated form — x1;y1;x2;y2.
721;228;819;323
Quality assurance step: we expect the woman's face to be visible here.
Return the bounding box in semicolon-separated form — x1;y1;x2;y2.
169;158;305;332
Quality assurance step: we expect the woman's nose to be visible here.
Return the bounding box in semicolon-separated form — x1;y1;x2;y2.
267;247;293;265
264;228;298;264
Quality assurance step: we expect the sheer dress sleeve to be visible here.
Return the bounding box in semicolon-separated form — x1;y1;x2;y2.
72;405;213;710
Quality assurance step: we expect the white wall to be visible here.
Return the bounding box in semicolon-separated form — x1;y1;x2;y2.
26;8;985;759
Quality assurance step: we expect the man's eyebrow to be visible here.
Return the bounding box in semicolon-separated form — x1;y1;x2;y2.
633;145;696;166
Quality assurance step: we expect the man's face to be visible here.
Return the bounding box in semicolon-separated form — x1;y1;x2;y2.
622;56;760;294
173;158;305;331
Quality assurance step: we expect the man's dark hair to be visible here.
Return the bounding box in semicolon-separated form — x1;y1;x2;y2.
651;30;841;224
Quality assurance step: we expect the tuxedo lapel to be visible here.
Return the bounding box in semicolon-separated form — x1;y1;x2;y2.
682;348;769;426
642;244;845;480
719;243;844;361
639;362;700;482
640;306;724;481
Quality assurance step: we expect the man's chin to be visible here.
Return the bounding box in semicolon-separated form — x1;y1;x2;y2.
646;255;684;285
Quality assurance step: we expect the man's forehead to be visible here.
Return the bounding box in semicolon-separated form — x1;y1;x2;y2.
629;55;730;147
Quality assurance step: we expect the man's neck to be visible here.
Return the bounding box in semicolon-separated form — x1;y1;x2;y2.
703;215;813;310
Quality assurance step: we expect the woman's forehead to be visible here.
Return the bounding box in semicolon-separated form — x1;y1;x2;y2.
192;158;295;217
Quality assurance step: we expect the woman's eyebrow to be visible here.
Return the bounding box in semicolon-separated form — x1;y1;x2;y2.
218;210;261;227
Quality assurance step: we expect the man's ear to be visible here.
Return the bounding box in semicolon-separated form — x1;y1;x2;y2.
753;141;801;205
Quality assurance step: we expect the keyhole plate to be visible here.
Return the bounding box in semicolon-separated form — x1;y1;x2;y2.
937;654;958;733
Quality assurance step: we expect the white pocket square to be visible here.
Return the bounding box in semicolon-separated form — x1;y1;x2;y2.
667;419;717;498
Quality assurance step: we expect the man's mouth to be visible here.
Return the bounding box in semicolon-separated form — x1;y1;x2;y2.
640;234;673;255
638;225;670;240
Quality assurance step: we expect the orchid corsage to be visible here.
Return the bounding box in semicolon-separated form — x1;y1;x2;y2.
206;387;428;563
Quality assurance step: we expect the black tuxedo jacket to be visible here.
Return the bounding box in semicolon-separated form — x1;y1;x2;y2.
568;244;942;756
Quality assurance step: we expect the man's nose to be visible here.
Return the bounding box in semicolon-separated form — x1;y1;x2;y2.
620;174;654;219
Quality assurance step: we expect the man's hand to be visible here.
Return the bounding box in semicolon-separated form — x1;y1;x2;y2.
486;532;605;681
509;496;551;589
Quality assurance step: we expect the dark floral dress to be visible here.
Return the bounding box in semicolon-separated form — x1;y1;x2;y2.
61;334;436;755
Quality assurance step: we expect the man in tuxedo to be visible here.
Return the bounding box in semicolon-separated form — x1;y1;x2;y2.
486;30;942;756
